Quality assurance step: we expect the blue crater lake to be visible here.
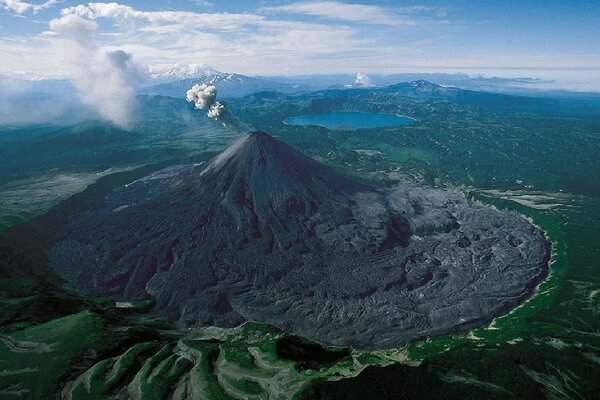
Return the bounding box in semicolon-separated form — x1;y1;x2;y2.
283;111;414;130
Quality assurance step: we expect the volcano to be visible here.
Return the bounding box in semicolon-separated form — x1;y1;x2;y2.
50;132;549;349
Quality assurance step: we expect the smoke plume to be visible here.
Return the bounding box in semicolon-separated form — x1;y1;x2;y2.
186;83;250;131
355;72;373;87
48;14;136;128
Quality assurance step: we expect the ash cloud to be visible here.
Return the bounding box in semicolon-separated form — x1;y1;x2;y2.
48;14;136;129
186;83;250;131
186;84;223;118
106;50;132;71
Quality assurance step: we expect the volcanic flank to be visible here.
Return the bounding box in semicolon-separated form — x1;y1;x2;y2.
50;132;550;349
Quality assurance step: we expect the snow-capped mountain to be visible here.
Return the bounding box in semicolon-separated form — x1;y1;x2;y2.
143;66;310;98
145;63;221;83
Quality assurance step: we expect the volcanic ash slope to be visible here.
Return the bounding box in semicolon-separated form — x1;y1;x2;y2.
50;132;550;349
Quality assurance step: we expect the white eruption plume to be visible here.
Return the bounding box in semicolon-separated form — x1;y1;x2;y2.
355;72;373;87
207;101;225;119
48;14;136;128
186;83;225;119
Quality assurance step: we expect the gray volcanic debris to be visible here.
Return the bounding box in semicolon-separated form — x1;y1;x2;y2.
49;132;550;349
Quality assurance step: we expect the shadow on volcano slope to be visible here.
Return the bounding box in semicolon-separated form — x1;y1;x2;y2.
48;131;550;350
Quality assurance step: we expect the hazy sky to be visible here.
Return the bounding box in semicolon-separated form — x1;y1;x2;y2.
1;0;599;86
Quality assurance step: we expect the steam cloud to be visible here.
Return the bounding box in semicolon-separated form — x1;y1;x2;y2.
48;14;136;128
355;72;373;87
186;83;250;131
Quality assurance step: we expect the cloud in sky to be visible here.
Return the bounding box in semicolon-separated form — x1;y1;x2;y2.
261;1;415;26
0;1;599;89
41;1;381;75
0;0;58;14
61;2;266;30
49;13;97;42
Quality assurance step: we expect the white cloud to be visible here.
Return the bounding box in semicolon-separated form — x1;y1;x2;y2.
49;13;97;42
261;1;415;26
61;2;266;31
44;2;378;75
5;2;393;77
0;0;58;14
1;0;598;92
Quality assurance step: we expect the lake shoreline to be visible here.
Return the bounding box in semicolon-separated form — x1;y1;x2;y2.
283;111;415;130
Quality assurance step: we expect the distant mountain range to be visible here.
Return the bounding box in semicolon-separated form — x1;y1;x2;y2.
3;64;598;127
142;71;543;106
4;64;600;105
256;79;548;111
139;63;567;108
142;70;312;98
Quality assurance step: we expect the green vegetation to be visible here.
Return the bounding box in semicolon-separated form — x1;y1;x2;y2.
0;310;106;398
